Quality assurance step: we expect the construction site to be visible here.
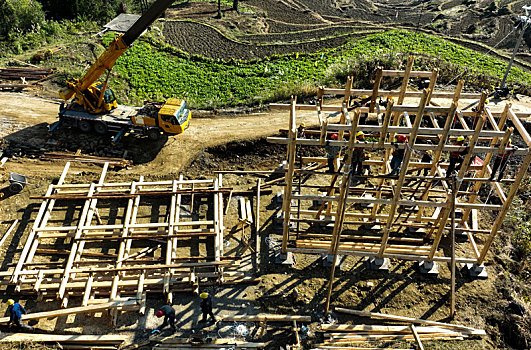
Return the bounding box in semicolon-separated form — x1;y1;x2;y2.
1;0;531;349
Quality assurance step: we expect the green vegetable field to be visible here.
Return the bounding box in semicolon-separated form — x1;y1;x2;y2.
105;30;531;108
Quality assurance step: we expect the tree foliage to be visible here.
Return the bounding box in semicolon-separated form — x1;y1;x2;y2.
37;0;124;23
0;0;45;38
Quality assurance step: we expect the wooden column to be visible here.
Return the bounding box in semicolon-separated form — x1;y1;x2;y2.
324;114;358;314
378;89;430;257
369;67;383;112
281;96;298;253
428;113;486;261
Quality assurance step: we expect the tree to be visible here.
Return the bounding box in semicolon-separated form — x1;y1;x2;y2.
0;0;45;38
233;0;238;12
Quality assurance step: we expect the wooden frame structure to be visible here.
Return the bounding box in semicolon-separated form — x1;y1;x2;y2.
1;162;237;323
268;58;531;268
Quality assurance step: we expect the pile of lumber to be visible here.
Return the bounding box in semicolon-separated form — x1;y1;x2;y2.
311;307;486;349
0;333;125;349
153;338;266;349
0;66;54;81
40;151;132;168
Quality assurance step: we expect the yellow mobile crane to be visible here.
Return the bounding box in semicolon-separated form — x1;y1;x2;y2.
51;0;191;142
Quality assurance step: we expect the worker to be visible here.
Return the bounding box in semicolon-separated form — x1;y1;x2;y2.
489;139;518;182
199;292;216;323
417;150;433;176
7;299;32;330
446;136;469;177
389;135;407;176
152;304;176;334
297;122;306;139
325;133;341;173
352;131;368;175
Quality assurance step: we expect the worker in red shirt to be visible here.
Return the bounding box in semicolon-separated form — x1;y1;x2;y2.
446;136;469;177
389;135;407;175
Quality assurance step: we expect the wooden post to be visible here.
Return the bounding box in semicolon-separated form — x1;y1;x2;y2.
324;113;359;314
425;69;439;106
255;178;261;274
428;113;486;260
450;175;458;319
0;220;18;247
378;89;430;257
281;96;298;253
410;324;425;350
369;67;383;112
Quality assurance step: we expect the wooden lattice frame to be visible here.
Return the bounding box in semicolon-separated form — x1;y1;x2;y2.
1;162;234;324
268;58;531;266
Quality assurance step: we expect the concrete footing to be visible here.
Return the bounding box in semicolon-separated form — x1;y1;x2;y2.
365;257;390;271
321;254;343;267
274;252;295;266
418;260;439;275
462;263;488;279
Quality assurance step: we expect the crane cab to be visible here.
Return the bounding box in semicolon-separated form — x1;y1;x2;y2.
158;98;191;134
131;98;191;136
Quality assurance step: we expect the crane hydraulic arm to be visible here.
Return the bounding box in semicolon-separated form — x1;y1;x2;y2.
59;0;176;103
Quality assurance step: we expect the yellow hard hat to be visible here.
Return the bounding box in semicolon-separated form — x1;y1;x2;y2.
7;299;14;305
356;131;364;137
200;292;208;299
427;150;433;155
300;122;305;127
366;153;372;158
361;95;369;99
508;139;512;145
457;136;465;142
485;99;489;105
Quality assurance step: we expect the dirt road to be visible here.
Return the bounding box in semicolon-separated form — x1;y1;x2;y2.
0;93;311;179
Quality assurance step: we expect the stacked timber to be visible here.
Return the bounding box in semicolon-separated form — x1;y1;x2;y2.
0;66;54;81
153;338;266;349
40;151;132;168
0;333;125;349
310;307;486;349
315;324;481;346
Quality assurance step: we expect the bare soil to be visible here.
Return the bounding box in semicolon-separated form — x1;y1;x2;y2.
0;1;531;348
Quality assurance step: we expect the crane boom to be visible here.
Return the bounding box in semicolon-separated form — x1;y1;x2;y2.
59;0;176;102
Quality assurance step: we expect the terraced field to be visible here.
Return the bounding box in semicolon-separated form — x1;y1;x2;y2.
162;20;383;60
166;0;531;64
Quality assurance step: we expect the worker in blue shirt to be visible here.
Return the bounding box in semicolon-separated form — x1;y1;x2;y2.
7;299;33;330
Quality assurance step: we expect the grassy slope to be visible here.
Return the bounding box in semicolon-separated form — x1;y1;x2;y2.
103;29;531;108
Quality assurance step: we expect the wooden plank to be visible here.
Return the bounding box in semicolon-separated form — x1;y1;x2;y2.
334;307;484;333
255;178;261;274
0;333;125;343
0;300;138;324
410;324;424;350
0;220;18;247
222;314;311;322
